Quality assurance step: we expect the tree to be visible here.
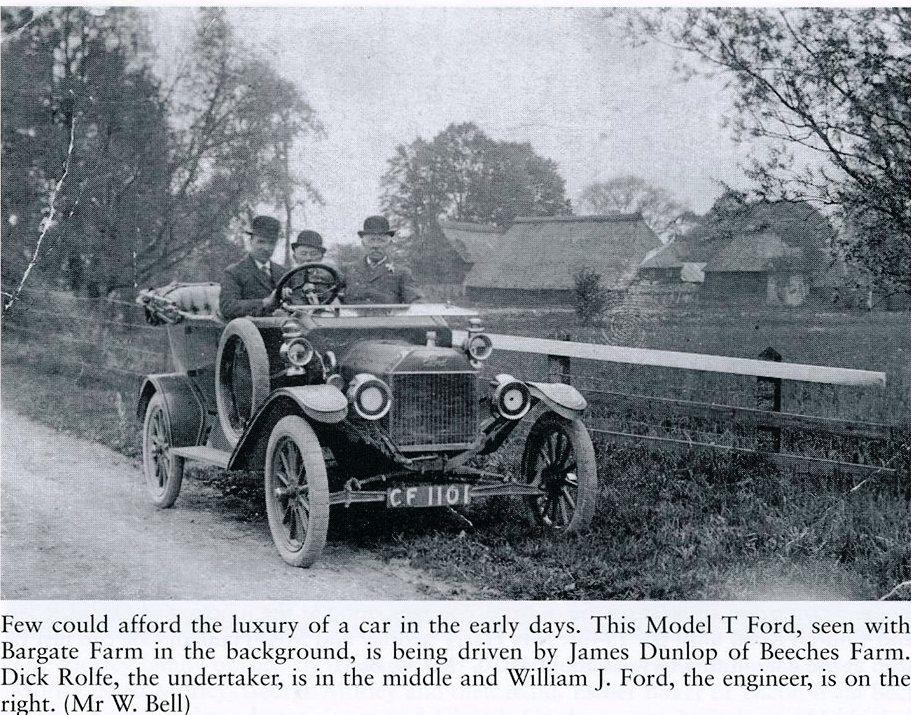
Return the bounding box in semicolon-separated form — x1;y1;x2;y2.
622;8;911;293
248;60;324;266
2;7;323;299
572;267;607;325
579;175;693;242
380;122;571;278
2;7;171;298
149;8;322;284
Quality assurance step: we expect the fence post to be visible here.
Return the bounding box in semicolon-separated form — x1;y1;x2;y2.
757;346;783;451
548;332;572;384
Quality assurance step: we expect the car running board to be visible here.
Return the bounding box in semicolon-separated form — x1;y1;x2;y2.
170;446;231;469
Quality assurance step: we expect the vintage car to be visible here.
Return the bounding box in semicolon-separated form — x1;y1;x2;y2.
136;263;598;567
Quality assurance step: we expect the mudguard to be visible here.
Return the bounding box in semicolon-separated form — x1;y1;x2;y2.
136;374;206;447
271;385;349;424
527;382;587;420
227;385;348;471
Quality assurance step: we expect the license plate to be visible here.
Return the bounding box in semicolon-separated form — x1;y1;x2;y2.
386;484;471;508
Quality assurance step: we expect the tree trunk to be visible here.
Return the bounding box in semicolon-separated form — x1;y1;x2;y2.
283;197;293;267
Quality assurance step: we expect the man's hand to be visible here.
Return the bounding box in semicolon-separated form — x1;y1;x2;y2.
261;288;294;310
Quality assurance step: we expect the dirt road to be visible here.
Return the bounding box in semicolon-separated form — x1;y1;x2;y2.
1;407;451;599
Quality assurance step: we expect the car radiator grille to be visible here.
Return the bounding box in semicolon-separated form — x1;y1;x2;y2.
387;373;478;447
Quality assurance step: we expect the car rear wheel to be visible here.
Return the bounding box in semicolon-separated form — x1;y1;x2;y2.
142;393;185;508
216;318;270;447
521;412;598;532
264;416;330;567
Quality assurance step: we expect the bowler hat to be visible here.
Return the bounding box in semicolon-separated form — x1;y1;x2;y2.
247;215;281;241
292;229;325;252
358;215;395;237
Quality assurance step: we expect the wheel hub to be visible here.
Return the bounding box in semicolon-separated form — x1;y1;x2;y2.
275;485;307;499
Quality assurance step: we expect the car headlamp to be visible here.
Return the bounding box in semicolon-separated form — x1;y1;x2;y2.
491;374;531;420
464;333;494;361
347;373;392;420
280;337;314;371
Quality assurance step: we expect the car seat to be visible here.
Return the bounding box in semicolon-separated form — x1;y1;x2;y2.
137;282;223;323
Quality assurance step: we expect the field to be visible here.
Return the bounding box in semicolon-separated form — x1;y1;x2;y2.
2;298;909;599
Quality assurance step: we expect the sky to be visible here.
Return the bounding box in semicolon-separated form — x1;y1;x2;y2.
147;7;752;250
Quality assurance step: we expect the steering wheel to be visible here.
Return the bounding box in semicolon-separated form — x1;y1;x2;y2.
270;263;344;310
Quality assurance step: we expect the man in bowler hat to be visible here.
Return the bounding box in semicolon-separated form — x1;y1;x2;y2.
292;229;327;266
219;215;289;320
291;229;339;304
344;215;420;304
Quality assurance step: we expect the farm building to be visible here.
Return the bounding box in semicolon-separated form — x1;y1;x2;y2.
637;235;724;285
438;220;504;285
636;228;814;306
634;199;834;306
464;213;661;305
701;229;812;306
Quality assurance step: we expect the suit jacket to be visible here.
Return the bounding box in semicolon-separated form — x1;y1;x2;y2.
219;255;288;320
343;258;421;304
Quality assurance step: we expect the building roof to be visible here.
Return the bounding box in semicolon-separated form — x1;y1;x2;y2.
465;213;661;291
705;230;805;273
639;241;685;270
639;229;810;275
639;234;729;270
439;221;503;265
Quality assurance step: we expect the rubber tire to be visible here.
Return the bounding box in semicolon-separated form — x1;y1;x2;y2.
264;416;330;568
142;393;185;508
215;318;270;447
521;412;598;533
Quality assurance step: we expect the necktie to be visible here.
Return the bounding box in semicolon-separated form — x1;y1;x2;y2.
260;263;271;284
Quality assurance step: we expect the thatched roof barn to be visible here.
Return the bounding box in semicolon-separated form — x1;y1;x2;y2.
439;221;503;268
635;199;835;306
465;213;661;305
700;229;812;305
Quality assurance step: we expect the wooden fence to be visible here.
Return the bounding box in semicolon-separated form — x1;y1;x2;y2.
454;331;899;479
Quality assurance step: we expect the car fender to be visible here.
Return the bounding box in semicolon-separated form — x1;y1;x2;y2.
272;384;349;425
527;382;587;420
227;385;348;471
137;374;206;447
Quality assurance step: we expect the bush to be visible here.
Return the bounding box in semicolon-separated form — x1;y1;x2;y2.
572;267;607;324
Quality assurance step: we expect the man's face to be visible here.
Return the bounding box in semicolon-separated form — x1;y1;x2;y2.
294;246;325;264
361;233;390;260
249;234;274;263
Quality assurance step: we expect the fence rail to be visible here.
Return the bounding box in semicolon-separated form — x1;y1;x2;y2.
580;387;895;441
454;330;900;480
453;331;886;387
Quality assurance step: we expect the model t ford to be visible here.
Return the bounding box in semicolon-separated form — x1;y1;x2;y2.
137;263;598;567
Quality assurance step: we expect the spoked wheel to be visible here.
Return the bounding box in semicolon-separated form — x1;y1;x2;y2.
264;416;330;567
521;412;598;532
142;393;185;508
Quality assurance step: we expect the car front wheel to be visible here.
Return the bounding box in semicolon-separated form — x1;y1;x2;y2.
521;412;598;532
142;393;185;508
264;415;330;567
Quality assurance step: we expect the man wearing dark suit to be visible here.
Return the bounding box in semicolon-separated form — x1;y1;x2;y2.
343;215;421;304
220;215;289;320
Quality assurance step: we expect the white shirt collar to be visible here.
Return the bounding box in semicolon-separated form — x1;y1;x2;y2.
365;254;387;268
254;258;271;272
